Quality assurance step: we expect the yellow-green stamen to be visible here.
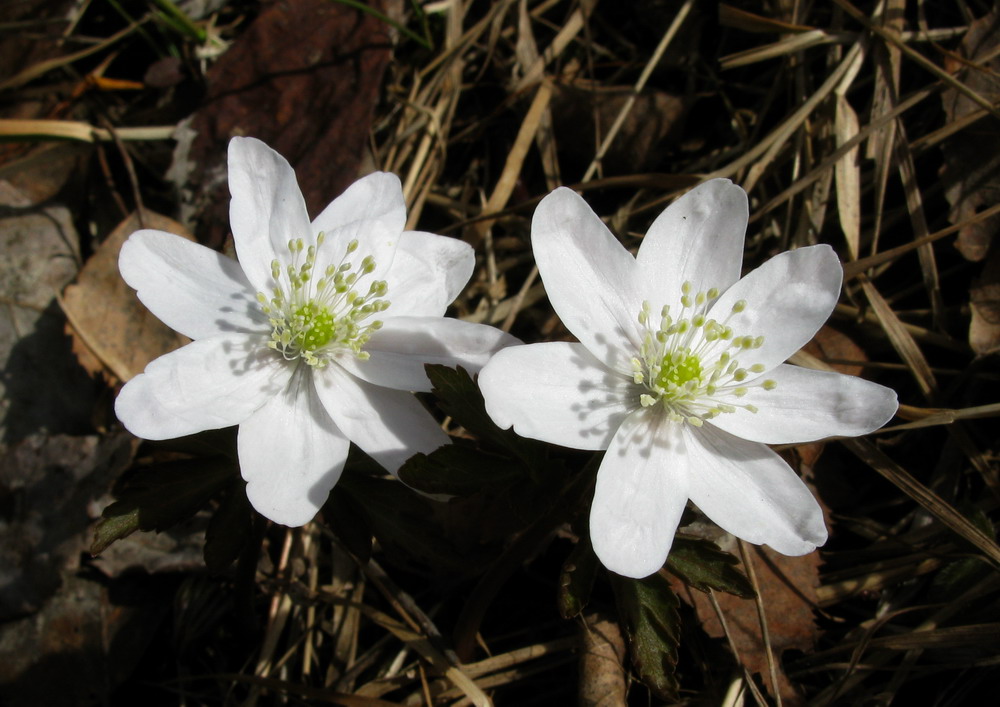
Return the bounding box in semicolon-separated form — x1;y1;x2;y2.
632;281;777;425
258;235;390;368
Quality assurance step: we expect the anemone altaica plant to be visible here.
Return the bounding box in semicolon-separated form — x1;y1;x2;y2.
115;137;516;526
479;180;898;578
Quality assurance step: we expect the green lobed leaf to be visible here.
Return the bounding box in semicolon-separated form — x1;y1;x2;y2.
612;572;682;701
424;364;545;474
398;442;523;496
324;482;374;564
204;478;252;573
666;536;756;599
91;457;236;556
337;464;492;578
558;534;600;619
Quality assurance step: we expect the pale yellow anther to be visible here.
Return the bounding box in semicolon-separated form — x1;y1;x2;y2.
732;300;747;313
762;379;777;391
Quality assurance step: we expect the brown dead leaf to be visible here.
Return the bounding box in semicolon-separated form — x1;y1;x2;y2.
675;546;821;706
0;143;90;205
60;211;192;384
970;243;1000;354
175;0;393;248
579;611;627;707
941;8;1000;262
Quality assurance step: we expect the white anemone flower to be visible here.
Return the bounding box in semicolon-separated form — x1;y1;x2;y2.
478;180;898;579
116;137;517;526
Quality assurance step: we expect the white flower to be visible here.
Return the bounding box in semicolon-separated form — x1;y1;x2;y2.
116;137;517;526
478;180;898;579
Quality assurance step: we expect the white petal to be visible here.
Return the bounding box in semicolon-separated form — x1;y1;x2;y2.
310;171;406;239
338;317;520;392
239;369;350;527
310;173;407;284
636;179;748;310
115;334;290;440
119;229;266;340
315;366;449;475
479;342;635;451
532;188;642;374
707;245;842;372
380;231;474;317
590;409;689;578
685;424;827;555
228;137;312;292
708;364;898;444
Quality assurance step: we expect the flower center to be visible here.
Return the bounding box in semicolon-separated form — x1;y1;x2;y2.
257;235;390;368
656;350;702;389
631;281;776;426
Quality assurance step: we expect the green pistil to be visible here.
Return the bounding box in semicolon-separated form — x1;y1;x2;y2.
655;350;702;390
294;303;336;349
259;235;390;368
633;281;777;425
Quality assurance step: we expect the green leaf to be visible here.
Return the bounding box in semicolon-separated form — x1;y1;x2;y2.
558;535;600;619
424;364;545;473
338;466;491;578
398;442;523;496
666;536;756;599
612;573;681;701
91;457;235;556
324;483;374;564
204;478;252;573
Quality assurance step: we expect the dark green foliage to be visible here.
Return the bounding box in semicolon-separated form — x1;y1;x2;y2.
666;536;756;598
92;457;236;555
422;364;545;475
398;442;522;496
558;534;600;619
203;478;252;572
612;572;682;701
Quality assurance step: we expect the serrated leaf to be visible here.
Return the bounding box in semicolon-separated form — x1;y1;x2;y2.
338;468;490;577
324;483;374;564
398;442;522;496
612;573;681;701
424;364;544;472
92;457;235;555
558;535;600;619
204;478;252;573
666;536;755;599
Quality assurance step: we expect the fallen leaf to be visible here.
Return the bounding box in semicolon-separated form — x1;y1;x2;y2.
969;244;1000;354
578;612;627;707
173;0;394;248
60;211;192;384
674;545;822;706
941;8;1000;262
